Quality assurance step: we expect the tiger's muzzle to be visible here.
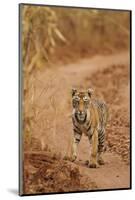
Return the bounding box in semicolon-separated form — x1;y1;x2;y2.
75;111;87;123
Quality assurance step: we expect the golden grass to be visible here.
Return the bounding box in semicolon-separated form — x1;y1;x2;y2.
21;5;130;153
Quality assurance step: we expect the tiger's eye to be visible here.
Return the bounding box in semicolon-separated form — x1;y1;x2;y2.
83;97;89;102
74;96;80;101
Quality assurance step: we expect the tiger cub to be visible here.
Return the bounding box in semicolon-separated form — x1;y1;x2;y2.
71;88;108;168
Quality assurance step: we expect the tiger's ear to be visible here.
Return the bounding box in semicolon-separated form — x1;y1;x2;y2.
72;88;77;97
88;88;93;97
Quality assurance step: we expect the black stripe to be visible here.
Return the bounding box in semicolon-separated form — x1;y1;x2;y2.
99;136;104;145
100;138;104;144
87;124;91;132
75;114;80;123
86;121;90;126
99;131;103;136
75;138;80;143
73;123;82;134
83;115;87;123
99;132;104;139
88;134;92;140
73;128;81;135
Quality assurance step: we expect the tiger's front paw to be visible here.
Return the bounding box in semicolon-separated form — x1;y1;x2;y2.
98;157;105;165
89;162;98;168
70;155;77;162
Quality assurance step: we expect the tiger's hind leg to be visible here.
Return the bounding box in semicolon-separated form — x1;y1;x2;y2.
98;153;105;165
98;128;106;165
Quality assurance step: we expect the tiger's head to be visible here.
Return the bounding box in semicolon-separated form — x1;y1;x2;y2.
72;88;93;122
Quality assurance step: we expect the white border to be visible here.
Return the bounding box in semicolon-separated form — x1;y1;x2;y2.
0;0;134;200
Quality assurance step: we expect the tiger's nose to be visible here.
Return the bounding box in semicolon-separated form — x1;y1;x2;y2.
79;111;84;115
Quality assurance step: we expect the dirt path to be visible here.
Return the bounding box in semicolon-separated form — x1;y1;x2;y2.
24;51;130;193
57;51;130;190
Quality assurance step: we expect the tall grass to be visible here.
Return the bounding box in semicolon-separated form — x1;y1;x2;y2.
21;5;130;153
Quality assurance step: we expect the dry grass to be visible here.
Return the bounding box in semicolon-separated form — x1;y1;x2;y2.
21;5;130;153
22;5;69;151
